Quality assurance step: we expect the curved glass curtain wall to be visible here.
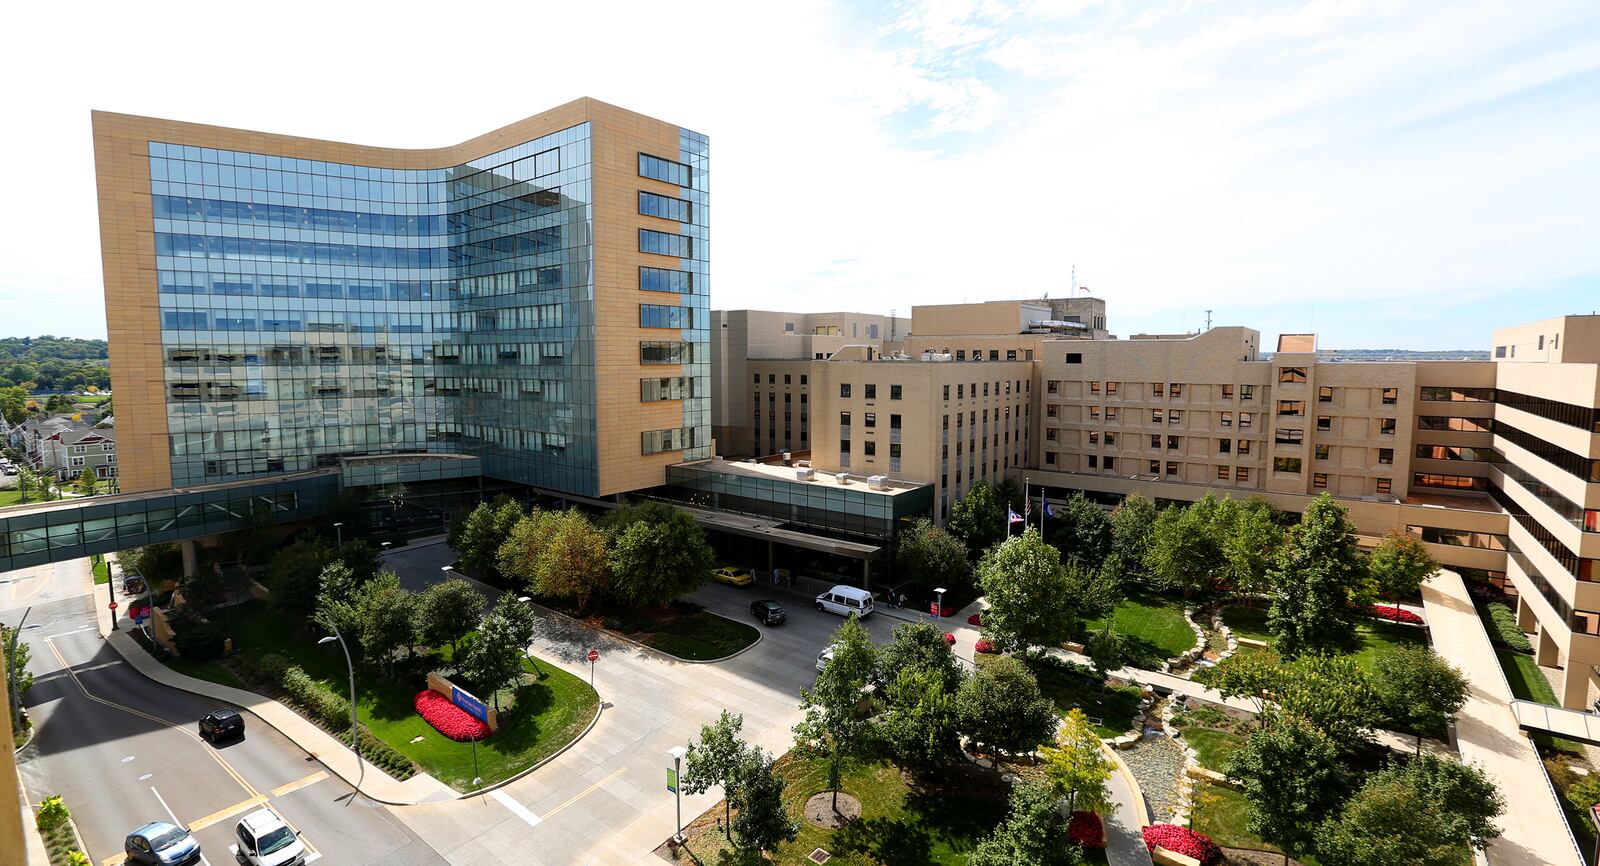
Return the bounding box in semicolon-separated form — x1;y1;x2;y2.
150;123;603;494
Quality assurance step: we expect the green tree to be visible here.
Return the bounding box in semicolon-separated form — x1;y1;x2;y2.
0;385;27;425
606;502;714;606
496;508;558;586
334;539;381;584
1219;497;1283;597
969;779;1082;866
461;600;526;711
1084;622;1129;692
487;592;540;676
1226;711;1349;859
1040;708;1114;815
1194;648;1285;719
977;528;1077;653
266;534;336;619
728;750;799;858
455;496;525;580
880;667;963;769
893;518;971;594
532;510;611;610
794;614;878;813
120;543;184;589
3;623;34;708
957;655;1056;757
1371;645;1467;753
417;578;485;658
1048;493;1113;569
879;621;964;694
1366;532;1438;601
75;468;98;496
948;480;1008;556
315;562;362;640
1276;654;1382;753
1143;497;1226;596
1267;493;1366;658
1316;755;1504;866
684;711;752;843
352;571;416;672
1110;492;1158;573
994;476;1026;515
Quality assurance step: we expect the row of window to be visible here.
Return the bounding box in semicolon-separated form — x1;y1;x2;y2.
1420;387;1493;402
1493;456;1600;533
640;304;694;329
638;191;692;222
640;341;694;364
754;373;809;386
1496;389;1600;433
838;412;904;429
641;376;694;402
642;425;699;455
1495;421;1600;482
639;153;693;187
838;383;905;400
640;266;696;294
639;229;694;258
838;441;902;457
1491;484;1599;582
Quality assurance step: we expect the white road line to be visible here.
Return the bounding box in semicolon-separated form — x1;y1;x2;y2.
149;786;213;866
44;625;93;638
74;660;124;673
489;789;543;828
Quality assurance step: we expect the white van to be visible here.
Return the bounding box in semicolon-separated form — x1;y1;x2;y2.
814;585;875;618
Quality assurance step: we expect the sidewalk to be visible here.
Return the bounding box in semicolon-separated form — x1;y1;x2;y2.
90;562;452;806
1422;571;1583;866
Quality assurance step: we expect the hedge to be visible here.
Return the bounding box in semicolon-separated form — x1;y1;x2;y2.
1483;602;1533;654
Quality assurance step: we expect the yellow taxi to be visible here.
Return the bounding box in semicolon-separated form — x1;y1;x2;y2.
710;566;754;587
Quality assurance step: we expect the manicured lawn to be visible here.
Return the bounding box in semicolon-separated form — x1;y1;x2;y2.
1220;605;1272;643
632;610;760;661
0;489;24;507
181;603;599;790
1498;649;1586;754
91;555;109;585
1182;728;1244;773
981;654;1143;738
1082;590;1196;668
1190;783;1319;864
679;752;1011;866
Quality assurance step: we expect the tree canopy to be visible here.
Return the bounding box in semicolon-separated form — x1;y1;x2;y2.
948;480;1009;555
1268;493;1366;657
1047;493;1113;569
1226;711;1349;858
969;779;1082;866
958;656;1056;757
1040;707;1114;815
894;518;972;593
606;501;714;606
1366;531;1438;601
1316;755;1503;866
1372;645;1467;753
454;496;525;580
977;528;1079;652
417;578;485;657
794;615;878;812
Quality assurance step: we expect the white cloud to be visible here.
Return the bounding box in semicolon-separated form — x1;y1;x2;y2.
0;0;1594;348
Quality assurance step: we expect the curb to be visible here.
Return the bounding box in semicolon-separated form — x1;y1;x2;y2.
529;601;765;665
454;695;604;799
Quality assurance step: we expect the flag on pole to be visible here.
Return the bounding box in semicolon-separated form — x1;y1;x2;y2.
1007;509;1024;524
1043;498;1054;519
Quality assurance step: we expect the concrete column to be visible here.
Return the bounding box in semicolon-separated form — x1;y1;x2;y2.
1516;596;1538;632
766;541;774;575
861;558;871;592
180;539;198;579
1560;661;1593;711
1536;625;1560;668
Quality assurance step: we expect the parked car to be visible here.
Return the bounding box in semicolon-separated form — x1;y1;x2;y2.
815;584;874;618
124;821;201;866
1;466;15;476
816;646;835;672
199;708;244;743
710;566;753;587
750;599;787;625
234;807;307;866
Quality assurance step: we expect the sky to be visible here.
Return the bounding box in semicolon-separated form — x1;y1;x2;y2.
1;0;1597;350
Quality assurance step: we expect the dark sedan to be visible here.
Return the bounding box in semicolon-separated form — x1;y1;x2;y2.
750;599;787;625
199;708;244;743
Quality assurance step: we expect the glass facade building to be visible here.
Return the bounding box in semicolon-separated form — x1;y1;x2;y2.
97;100;709;498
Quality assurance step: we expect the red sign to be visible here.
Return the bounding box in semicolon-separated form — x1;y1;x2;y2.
587;649;600;663
930;602;940;616
108;602;118;610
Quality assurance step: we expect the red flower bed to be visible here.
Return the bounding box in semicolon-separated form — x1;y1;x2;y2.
1068;811;1105;849
1370;604;1423;625
943;632;956;645
1142;824;1222;865
975;639;997;654
967;613;982;626
414;690;490;741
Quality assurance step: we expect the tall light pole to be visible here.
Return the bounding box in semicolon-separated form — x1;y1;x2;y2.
668;745;688;844
333;522;344;548
106;554;119;631
317;617;363;799
934;587;947;620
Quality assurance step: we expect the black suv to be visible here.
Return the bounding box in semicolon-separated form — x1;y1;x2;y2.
199;709;244;743
750;599;787;625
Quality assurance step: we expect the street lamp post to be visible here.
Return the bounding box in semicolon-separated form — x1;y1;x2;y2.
380;541;392;555
934;587;947;621
317;618;363;799
470;734;482;789
333;522;344;548
106;557;119;631
668;745;688;843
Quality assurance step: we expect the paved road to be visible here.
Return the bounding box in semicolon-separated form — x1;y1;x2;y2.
7;562;447;866
381;543;910;865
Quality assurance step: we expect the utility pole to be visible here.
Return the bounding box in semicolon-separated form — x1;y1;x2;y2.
1204;310;1212;331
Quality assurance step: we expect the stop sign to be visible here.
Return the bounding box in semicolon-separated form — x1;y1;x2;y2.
587;649;600;663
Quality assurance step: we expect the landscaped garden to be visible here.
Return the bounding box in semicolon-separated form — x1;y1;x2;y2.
540;596;759;661
141;591;598;790
1079;589;1196;669
1219;605;1427;677
978;653;1142;738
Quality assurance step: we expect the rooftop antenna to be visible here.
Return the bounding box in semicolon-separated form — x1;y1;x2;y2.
1070;264;1077;294
1204;309;1212;331
889;309;897;342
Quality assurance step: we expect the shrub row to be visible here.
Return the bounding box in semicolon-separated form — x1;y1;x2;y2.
1482;602;1533;654
1142;824;1222;865
243;653;415;780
